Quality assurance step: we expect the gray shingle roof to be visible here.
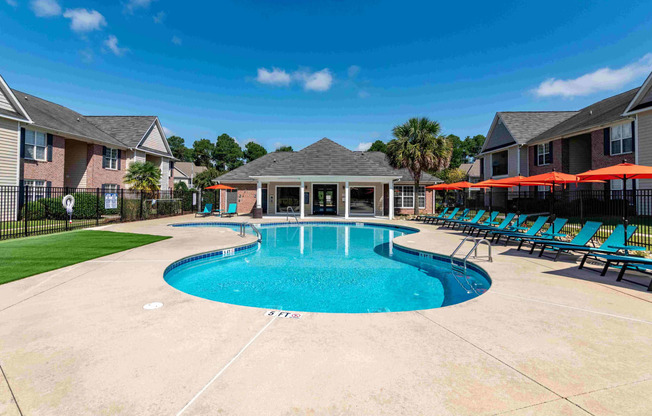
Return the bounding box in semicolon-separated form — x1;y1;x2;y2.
174;162;207;178
12;89;125;147
498;111;578;145
529;88;639;145
218;151;294;182
85;115;157;148
254;138;399;177
218;138;442;183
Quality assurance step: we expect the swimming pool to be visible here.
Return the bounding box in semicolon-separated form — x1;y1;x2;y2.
164;223;491;313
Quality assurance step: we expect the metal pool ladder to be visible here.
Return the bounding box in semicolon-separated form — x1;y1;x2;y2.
450;236;492;273
239;222;262;242
286;206;299;224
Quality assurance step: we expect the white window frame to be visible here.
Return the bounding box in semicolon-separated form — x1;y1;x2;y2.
102;184;119;193
24;179;46;201
24;129;47;161
537;143;551;166
394;185;425;209
104;148;119;170
611;123;633;155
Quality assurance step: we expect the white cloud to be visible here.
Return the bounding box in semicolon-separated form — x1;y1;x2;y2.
171;35;182;45
125;0;154;13
347;65;360;78
63;9;107;33
294;68;333;92
162;126;172;137
153;10;165;24
534;54;652;98
104;35;128;56
30;0;61;17
6;0;18;7
79;48;94;63
256;67;291;86
356;142;372;151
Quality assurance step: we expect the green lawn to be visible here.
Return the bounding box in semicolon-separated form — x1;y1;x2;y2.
0;230;171;285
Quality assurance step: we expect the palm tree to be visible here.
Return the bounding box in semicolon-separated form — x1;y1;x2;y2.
123;161;162;192
387;117;452;215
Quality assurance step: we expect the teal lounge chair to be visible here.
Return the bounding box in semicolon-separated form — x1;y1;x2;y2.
580;253;652;291
515;217;569;251
222;203;237;217
440;208;472;227
467;213;516;237
484;214;529;239
433;208;463;225
418;208;448;222
448;210;486;230
461;211;499;233
490;216;549;245
536;224;637;261
195;203;213;217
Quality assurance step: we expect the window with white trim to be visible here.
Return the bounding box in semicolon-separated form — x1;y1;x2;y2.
104;148;119;170
611;123;633;155
25;180;46;201
537;143;551;165
102;184;119;193
24;129;47;161
394;185;426;209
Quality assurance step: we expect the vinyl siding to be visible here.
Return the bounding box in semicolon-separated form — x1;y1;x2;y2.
640;87;652;108
637;111;652;189
567;135;592;174
141;124;168;153
0;118;19;186
0;89;16;113
484;119;516;151
160;157;169;190
508;146;518;177
64;139;88;188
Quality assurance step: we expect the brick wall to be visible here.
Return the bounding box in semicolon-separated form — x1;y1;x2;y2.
528;140;562;176
22;135;65;186
394;186;434;215
85;144;126;189
220;184;257;214
590;129;630;169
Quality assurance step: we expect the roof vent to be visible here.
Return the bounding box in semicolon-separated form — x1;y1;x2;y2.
589;110;593;115
77;117;80;122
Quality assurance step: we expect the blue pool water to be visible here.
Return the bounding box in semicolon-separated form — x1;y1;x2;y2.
164;223;491;313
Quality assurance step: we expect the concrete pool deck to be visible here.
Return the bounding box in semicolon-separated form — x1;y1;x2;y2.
0;215;651;415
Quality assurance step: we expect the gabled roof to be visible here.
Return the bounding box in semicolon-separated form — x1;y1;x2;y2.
624;71;652;114
12;89;125;147
174;162;207;178
459;160;481;178
218;138;442;183
529;88;639;145
480;111;578;153
0;75;31;123
85;115;157;147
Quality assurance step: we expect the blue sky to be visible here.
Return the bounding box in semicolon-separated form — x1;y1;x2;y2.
1;0;652;152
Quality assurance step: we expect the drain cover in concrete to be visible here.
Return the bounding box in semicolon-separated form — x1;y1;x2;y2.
143;302;163;310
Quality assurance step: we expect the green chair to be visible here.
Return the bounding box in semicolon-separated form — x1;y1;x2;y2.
432;207;461;224
418;207;448;222
467;213;516;237
515;217;569;251
490;216;549;245
536;224;636;261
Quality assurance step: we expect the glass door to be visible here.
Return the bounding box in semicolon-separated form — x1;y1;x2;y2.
313;184;337;215
277;187;300;214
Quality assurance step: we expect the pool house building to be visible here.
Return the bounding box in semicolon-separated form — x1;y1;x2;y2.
215;138;442;219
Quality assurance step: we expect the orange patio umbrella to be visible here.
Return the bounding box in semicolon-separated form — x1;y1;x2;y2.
472;179;515;212
426;183;462;213
578;162;652;243
204;184;236;190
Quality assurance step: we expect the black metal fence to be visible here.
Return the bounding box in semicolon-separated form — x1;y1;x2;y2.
436;189;652;250
0;186;200;240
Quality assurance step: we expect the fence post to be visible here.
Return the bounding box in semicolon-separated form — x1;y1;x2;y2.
96;187;100;226
139;191;144;220
24;185;29;237
120;189;124;222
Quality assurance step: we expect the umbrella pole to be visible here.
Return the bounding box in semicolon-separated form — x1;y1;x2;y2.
623;175;628;244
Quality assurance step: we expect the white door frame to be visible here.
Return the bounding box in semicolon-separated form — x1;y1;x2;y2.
349;185;376;216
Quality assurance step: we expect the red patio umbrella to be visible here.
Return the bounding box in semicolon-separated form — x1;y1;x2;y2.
426;183;462;212
577;162;652;243
472;179;516;212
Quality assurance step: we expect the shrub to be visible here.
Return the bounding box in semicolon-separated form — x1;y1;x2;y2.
41;197;67;220
71;192;104;219
20;201;45;220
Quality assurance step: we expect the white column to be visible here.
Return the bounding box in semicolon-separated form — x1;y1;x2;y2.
256;181;262;209
388;181;394;220
300;180;305;219
344;181;350;219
